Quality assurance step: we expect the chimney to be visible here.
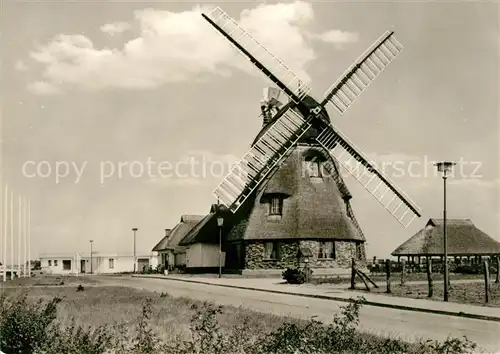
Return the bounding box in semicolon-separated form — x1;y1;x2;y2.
164;229;171;237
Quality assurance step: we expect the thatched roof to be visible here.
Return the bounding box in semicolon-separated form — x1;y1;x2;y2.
152;215;204;251
392;218;500;256
179;204;232;246
227;143;364;242
152;229;172;252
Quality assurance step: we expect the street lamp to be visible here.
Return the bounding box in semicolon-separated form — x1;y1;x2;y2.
89;240;94;274
217;216;224;278
435;161;456;302
132;228;138;273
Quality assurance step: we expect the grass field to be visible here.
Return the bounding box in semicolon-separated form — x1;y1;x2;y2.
353;280;500;307
0;277;481;353
311;272;487;285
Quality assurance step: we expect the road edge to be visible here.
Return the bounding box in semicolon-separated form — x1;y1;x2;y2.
134;275;500;323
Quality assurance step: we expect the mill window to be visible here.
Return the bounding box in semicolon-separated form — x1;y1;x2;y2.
264;242;281;260
318;241;335;259
269;196;283;216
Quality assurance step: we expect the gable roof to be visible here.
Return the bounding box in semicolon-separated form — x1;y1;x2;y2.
152;229;172;252
152;215;204;251
179;204;231;246
392;218;500;256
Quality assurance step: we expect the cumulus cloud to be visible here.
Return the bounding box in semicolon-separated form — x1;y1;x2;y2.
27;81;62;95
26;2;359;94
15;60;28;71
312;29;359;49
100;21;131;36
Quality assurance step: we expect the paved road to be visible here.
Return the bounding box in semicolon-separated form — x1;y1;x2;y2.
103;276;500;353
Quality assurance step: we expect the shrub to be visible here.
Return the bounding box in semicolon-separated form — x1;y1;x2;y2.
0;291;480;354
282;268;311;284
41;319;113;354
0;292;61;353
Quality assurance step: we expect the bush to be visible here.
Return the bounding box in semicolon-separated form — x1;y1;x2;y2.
0;291;480;354
282;268;309;284
0;292;61;353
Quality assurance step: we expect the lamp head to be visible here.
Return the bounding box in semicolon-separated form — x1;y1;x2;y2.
217;216;224;227
132;228;138;231
435;161;456;173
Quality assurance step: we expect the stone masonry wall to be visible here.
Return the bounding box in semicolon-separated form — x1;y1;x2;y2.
245;242;299;269
244;240;365;270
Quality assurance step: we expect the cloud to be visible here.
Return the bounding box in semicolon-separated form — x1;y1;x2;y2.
27;81;62;95
310;29;359;49
15;60;28;71
26;2;358;94
100;21;131;36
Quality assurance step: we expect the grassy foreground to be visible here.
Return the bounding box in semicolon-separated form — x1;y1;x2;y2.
0;284;480;354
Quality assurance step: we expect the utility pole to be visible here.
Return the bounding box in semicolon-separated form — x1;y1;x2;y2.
2;185;7;282
89;240;94;274
132;228;138;273
10;190;13;280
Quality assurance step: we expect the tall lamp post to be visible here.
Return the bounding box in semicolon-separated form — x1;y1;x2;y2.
89;240;94;274
132;228;138;273
217;216;223;278
435;161;455;302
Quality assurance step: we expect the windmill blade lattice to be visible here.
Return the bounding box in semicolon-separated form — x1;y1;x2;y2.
203;6;422;226
322;31;404;115
214;109;311;211
203;7;311;103
317;126;421;227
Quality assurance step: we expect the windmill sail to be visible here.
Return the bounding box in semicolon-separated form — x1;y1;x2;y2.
203;6;421;226
214;108;311;211
202;7;311;103
317;126;421;227
322;31;404;115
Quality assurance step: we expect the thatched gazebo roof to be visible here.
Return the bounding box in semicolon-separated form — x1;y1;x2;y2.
391;218;500;256
152;215;204;252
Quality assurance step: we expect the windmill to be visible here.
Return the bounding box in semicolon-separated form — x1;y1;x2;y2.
202;7;422;228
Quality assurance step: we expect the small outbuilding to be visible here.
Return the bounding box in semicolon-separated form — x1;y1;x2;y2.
152;215;204;270
391;218;500;265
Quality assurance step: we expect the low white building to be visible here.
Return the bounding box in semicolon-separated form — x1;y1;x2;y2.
39;252;158;275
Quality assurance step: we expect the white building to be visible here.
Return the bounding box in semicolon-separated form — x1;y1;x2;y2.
39;252;158;275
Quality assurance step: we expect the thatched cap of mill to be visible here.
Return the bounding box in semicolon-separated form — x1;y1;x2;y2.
391;218;500;257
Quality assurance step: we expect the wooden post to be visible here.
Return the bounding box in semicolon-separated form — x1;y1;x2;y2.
426;257;433;298
350;258;356;290
401;259;406;286
495;257;499;284
385;259;391;293
484;260;490;303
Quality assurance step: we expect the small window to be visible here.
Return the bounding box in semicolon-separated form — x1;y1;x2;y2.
48;260;52;266
264;242;281;260
303;152;325;179
62;260;71;270
54;260;58;266
269;196;283;216
109;258;115;269
305;158;321;177
318;241;335;259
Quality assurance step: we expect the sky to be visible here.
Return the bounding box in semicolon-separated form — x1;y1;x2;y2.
1;0;499;262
